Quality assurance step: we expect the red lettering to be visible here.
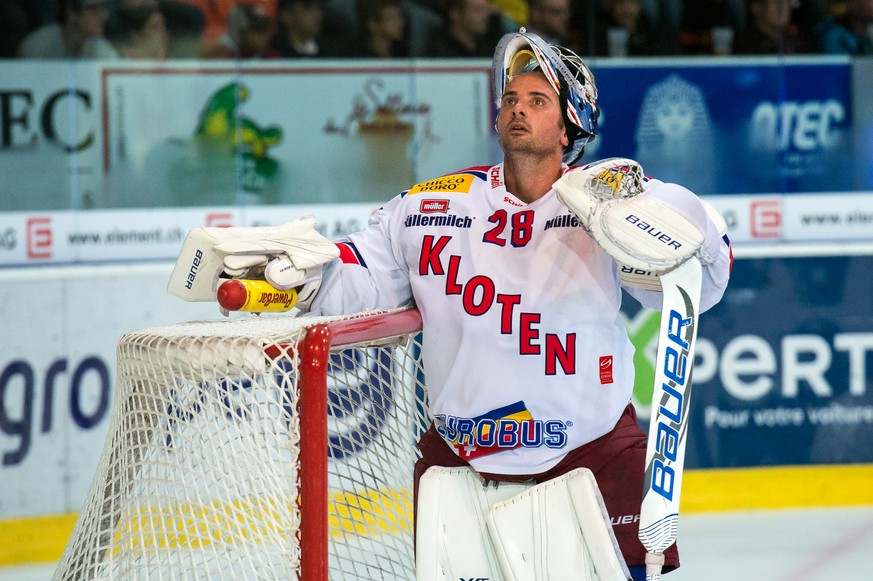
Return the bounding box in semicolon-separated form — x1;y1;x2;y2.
205;212;233;227
496;294;521;334
419;235;450;275
445;255;462;295
519;312;541;355
463;275;495;316
483;209;508;246
26;217;52;259
545;333;576;375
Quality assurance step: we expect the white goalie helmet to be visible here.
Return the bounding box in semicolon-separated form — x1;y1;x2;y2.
493;29;599;165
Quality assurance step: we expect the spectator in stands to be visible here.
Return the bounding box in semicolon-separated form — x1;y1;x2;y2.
344;0;408;57
154;1;204;57
734;0;816;54
423;0;495;56
108;3;171;58
18;0;119;59
202;2;276;58
107;0;203;58
270;0;341;56
405;0;447;57
817;0;873;53
490;0;526;29
525;0;572;46
1;0;54;57
590;0;677;56
182;0;276;51
679;0;744;54
792;0;828;41
0;1;28;57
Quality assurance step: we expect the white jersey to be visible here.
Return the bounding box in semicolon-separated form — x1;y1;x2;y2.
310;163;731;475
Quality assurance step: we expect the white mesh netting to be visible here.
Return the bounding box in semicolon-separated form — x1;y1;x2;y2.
53;309;428;581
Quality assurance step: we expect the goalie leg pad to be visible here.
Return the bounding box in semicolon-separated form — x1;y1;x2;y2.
486;468;632;581
415;467;527;581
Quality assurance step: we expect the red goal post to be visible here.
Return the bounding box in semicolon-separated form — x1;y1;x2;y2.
53;307;427;581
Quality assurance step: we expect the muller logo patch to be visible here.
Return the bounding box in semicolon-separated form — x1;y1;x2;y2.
420;199;449;214
599;355;614;384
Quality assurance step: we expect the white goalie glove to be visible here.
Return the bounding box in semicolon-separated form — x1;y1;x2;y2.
166;215;340;309
553;157;723;289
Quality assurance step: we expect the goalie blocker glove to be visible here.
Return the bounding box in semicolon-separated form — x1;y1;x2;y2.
553;157;726;289
167;215;340;311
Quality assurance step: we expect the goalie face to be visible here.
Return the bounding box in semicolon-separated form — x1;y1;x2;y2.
493;29;599;165
496;72;569;160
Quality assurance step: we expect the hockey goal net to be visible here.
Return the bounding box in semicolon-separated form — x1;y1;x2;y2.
53;307;427;581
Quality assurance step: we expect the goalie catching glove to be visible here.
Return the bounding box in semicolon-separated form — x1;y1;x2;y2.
553;157;723;283
167;215;339;310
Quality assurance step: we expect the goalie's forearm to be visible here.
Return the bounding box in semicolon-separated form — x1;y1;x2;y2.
305;244;413;316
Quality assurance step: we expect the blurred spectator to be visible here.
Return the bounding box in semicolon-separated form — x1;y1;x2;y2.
792;0;827;39
107;0;204;58
1;0;55;57
573;0;682;55
525;0;572;46
18;0;119;59
108;3;171;58
405;0;446;56
270;0;341;56
182;0;275;50
734;0;816;54
817;0;873;53
0;1;29;57
491;0;527;27
345;0;408;57
590;0;679;56
155;1;205;57
680;0;744;54
423;0;495;56
202;2;276;58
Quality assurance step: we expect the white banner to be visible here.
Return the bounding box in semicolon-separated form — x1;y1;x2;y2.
0;264;217;517
0;203;374;266
705;192;873;244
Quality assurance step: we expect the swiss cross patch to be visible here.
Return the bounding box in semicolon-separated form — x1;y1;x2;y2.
599;355;614;384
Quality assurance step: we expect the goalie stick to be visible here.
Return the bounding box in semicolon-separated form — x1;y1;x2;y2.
638;256;703;581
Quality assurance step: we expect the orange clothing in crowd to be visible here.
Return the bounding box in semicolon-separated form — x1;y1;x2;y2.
182;0;276;43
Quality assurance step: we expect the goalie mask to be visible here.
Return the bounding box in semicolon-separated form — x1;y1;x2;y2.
493;29;599;165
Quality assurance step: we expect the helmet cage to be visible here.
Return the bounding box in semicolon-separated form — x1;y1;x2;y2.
493;30;599;164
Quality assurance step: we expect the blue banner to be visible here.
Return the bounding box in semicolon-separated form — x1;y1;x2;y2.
588;60;854;195
625;254;873;468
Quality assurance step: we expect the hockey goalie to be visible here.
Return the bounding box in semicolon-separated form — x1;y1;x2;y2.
168;29;730;581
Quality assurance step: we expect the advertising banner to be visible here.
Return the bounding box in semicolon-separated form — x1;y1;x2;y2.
622;254;873;469
99;62;493;208
0;266;217;517
705;192;873;243
2;57;862;214
0;62;103;211
587;57;855;196
3;254;872;518
4;191;873;267
0;203;375;267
